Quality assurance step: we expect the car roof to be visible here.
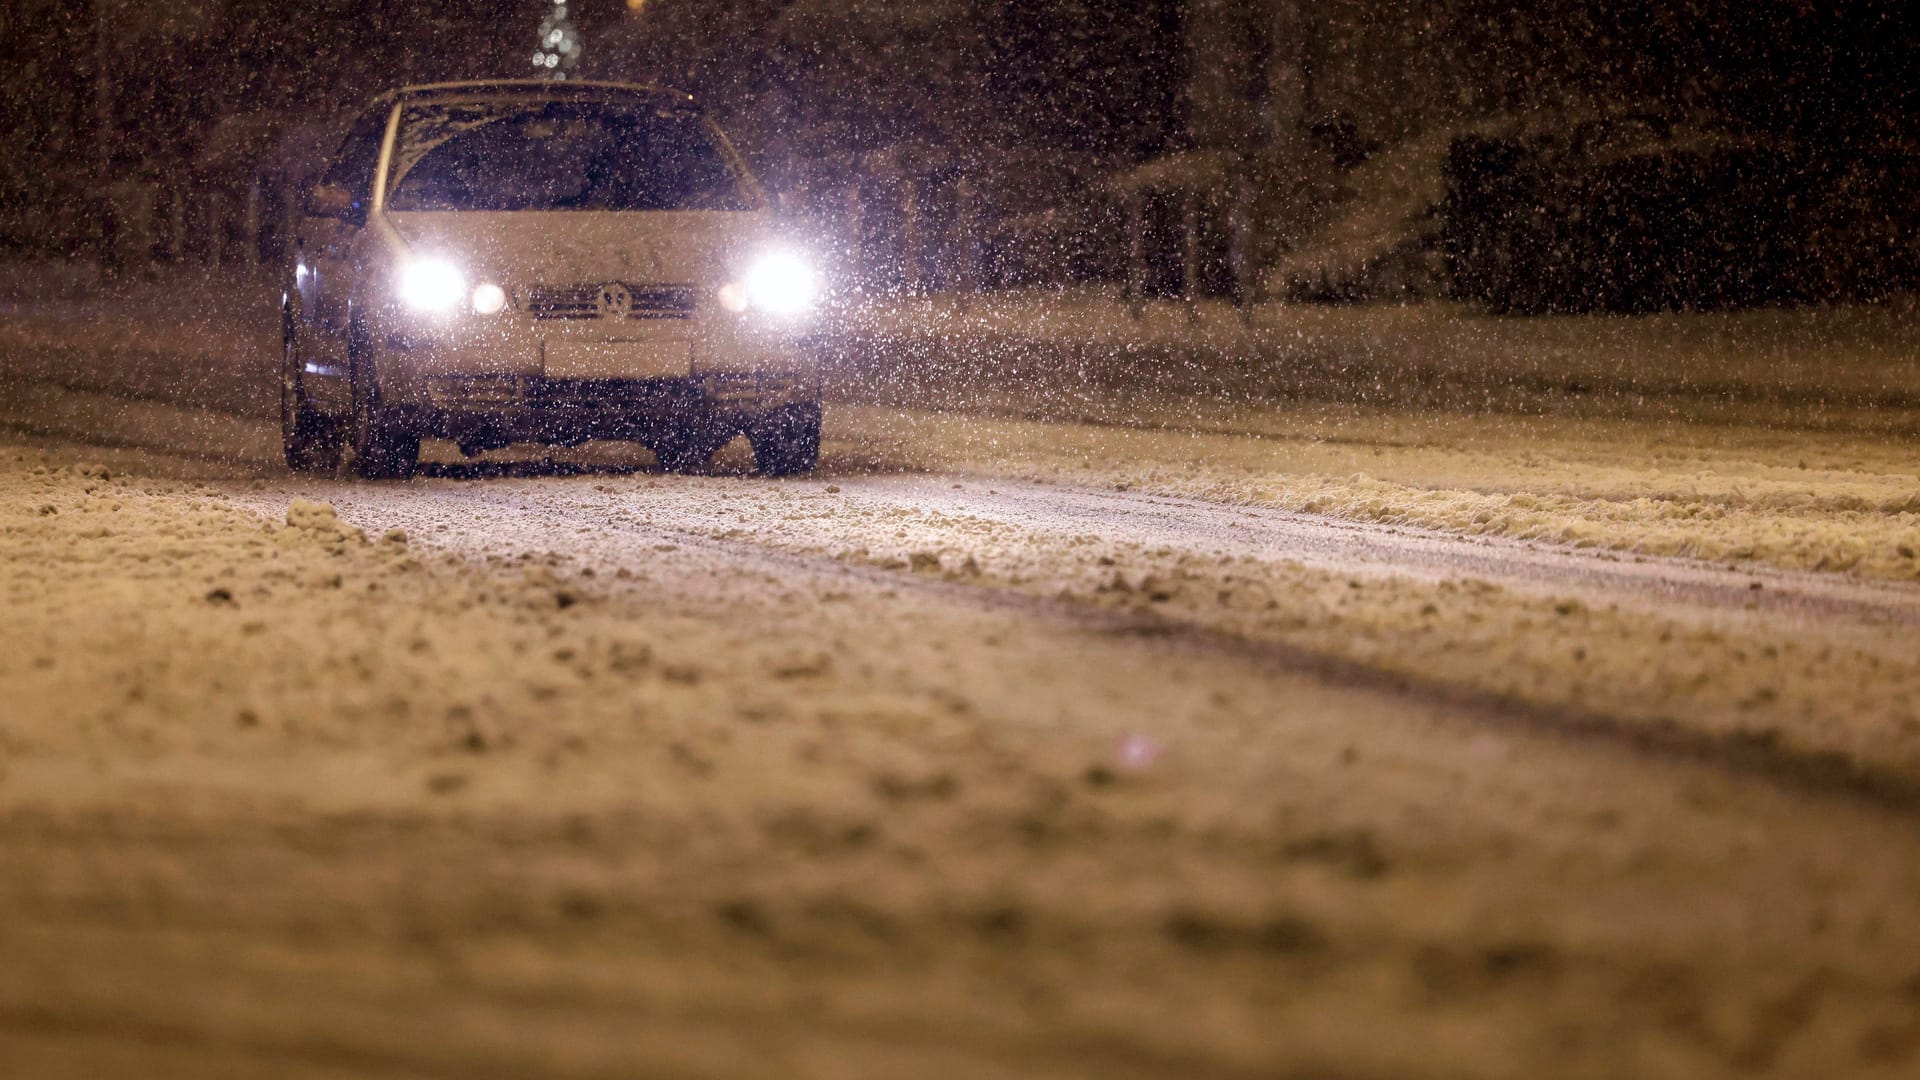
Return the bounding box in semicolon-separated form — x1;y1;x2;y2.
375;80;699;109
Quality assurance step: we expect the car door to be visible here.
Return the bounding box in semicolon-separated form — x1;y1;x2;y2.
294;103;391;383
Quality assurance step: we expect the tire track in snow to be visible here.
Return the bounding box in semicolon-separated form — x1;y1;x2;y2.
846;474;1920;631
260;474;1920;823
12;371;1916;812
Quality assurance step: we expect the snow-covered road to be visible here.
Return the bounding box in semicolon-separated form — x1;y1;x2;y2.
4;286;1920;1077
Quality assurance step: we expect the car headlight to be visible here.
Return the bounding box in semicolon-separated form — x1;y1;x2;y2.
398;257;467;313
736;252;818;316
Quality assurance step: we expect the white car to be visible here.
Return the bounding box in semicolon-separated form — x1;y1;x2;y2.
282;80;822;479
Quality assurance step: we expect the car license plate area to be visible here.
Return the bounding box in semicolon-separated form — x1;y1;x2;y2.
543;339;692;380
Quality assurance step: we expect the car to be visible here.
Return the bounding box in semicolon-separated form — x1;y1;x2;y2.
281;80;823;479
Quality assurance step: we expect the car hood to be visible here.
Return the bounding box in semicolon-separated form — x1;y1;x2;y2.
380;210;777;287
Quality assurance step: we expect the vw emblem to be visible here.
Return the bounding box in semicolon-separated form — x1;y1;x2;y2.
594;282;633;319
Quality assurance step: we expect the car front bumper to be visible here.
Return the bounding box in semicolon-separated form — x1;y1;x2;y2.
361;308;819;444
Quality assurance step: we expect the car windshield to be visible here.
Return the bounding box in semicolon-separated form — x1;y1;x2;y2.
386;98;756;212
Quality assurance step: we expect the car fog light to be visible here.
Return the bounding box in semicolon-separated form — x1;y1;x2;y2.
472;282;507;315
717;282;749;313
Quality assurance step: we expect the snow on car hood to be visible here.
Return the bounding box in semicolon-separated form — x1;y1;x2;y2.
381;210;777;287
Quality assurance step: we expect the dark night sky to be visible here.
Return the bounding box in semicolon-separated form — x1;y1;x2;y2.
1;1;1915;187
1477;1;1918;149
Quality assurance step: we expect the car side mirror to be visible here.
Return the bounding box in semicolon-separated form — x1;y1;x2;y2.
304;183;358;222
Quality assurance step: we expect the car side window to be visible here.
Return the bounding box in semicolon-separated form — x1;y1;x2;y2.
317;105;391;226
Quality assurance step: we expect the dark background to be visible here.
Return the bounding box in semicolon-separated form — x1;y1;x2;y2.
2;0;1913;307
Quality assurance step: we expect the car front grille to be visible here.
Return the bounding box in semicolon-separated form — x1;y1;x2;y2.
524;283;698;320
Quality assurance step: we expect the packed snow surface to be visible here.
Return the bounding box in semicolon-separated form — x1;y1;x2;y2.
3;271;1920;1077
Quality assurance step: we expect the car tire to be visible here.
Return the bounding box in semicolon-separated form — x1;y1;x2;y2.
747;401;821;477
281;307;344;473
650;429;721;474
348;318;419;481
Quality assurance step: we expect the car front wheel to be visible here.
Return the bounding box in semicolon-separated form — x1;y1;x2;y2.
649;429;723;474
281;310;344;473
348;323;419;480
747;402;821;477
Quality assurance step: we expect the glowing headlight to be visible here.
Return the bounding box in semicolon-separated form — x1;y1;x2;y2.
398;258;467;312
740;252;818;315
471;282;507;315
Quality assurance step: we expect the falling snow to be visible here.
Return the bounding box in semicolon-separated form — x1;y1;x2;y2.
2;3;1919;1077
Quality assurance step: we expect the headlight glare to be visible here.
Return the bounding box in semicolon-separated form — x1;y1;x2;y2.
398;258;466;312
740;252;817;315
